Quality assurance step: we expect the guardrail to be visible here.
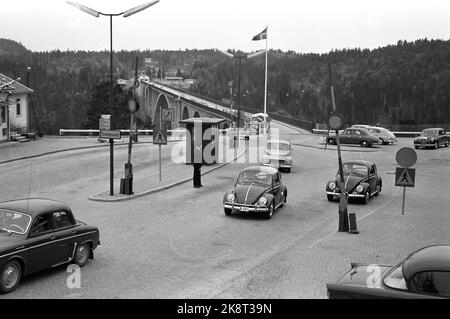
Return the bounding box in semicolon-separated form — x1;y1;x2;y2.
59;129;186;136
312;129;421;138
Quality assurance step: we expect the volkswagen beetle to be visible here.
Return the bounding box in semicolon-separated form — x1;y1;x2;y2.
325;160;382;204
223;166;287;219
0;198;100;294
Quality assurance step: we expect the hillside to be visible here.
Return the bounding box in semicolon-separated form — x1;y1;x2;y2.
1;38;449;133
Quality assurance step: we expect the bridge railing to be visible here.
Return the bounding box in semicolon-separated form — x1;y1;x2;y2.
59;128;186;137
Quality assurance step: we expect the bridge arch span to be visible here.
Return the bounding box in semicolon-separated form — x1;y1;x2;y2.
155;94;171;130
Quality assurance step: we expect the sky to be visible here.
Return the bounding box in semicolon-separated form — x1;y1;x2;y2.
1;0;449;54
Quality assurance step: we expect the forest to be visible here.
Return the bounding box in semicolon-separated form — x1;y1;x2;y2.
1;38;449;134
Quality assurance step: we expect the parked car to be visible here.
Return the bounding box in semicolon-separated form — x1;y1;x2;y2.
413;128;449;149
0;198;100;294
223;166;287;219
351;124;371;130
327;245;450;299
326;160;382;204
366;127;398;145
261;139;293;172
327;128;379;147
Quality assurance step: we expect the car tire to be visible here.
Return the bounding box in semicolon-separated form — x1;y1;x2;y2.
0;260;22;294
415;146;419;149
280;191;287;207
363;190;370;204
445;142;449;147
265;203;274;219
73;243;91;267
378;138;384;145
224;208;232;216
360;141;369;148
286;168;291;173
435;142;438;149
327;138;335;145
327;194;335;201
374;183;382;196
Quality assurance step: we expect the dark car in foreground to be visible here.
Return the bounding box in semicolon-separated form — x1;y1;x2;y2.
326;160;382;204
0;198;100;294
327;128;379;148
223;165;287;219
327;245;450;299
414;128;449;149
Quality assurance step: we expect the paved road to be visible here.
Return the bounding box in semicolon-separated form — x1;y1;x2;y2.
1;123;449;298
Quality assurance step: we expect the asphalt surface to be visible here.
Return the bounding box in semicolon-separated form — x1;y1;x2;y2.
1;123;449;299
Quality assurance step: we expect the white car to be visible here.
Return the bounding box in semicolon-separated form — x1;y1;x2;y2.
261;140;293;172
366;127;398;145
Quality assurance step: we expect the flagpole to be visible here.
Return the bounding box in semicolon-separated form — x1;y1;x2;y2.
264;26;268;135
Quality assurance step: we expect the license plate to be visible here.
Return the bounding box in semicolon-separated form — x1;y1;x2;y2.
240;207;249;212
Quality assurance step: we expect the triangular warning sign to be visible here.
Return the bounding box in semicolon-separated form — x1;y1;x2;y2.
153;130;167;144
395;168;415;187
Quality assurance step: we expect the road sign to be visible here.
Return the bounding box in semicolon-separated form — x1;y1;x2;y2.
100;130;121;140
153;129;167;145
99;115;111;130
162;108;174;122
328;113;345;131
395;167;416;187
396;147;417;168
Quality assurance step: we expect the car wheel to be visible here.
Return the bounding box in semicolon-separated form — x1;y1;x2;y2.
73;243;91;267
445;142;449;147
286;168;291;173
363;190;370;204
374;183;381;196
415;146;419;149
265;203;274;219
360;141;369;148
0;260;22;294
224;208;232;216
327;194;335;201
280;191;287;207
327;138;335;145
378;138;384;145
435;142;438;149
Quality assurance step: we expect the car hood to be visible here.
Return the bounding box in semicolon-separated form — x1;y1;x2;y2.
234;183;269;205
337;174;367;192
335;263;393;286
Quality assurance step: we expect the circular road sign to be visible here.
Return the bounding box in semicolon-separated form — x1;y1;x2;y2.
128;97;139;113
396;147;417;167
328;113;345;131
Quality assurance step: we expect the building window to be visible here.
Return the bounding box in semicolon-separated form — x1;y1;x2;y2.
1;105;6;124
16;98;21;116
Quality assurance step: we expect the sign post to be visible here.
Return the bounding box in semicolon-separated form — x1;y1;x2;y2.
153;108;168;182
395;147;417;215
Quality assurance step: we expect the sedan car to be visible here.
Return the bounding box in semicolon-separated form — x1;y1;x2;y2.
261;139;293;172
223;165;287;219
0;198;100;294
327;128;379;147
366;127;398;145
327;245;450;299
326;160;382;204
414;128;449;149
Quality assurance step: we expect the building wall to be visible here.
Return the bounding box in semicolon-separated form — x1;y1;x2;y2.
0;92;29;142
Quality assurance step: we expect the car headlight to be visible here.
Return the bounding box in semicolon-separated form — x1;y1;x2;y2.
227;194;235;203
329;182;336;190
258;197;268;206
356;185;364;193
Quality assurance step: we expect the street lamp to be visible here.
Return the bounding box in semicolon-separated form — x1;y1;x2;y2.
67;0;160;196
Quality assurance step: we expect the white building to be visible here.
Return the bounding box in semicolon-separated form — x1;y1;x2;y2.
0;73;34;142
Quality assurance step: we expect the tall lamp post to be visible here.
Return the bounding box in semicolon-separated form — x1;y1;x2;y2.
67;0;160;196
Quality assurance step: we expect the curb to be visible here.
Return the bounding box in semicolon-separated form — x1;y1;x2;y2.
292;142;379;153
0;140;183;165
88;148;247;202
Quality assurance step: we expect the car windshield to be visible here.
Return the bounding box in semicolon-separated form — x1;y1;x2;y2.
422;130;438;137
0;209;32;235
340;164;368;176
238;170;272;185
267;142;290;152
383;264;407;291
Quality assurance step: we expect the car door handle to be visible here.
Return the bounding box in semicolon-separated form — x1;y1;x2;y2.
50;236;56;240
71;230;77;234
15;246;25;250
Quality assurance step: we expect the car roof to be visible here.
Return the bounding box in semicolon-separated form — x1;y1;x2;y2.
241;165;279;175
403;245;450;279
343;160;374;167
0;198;70;217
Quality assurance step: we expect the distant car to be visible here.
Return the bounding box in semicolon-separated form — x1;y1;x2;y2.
413;128;449;149
327;128;379;148
326;160;382;204
351;124;371;130
0;199;100;294
327;245;450;299
366;127;398;145
223;166;287;219
261;139;293;172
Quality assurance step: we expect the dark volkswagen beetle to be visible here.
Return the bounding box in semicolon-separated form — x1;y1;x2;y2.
0;198;100;294
223;165;287;219
327;245;450;299
326;160;382;204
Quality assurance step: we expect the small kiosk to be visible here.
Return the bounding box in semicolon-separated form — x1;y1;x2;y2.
179;117;226;165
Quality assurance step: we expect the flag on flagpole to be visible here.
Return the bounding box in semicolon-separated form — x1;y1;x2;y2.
252;27;267;41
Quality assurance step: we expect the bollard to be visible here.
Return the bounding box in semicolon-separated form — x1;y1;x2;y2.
348;212;359;234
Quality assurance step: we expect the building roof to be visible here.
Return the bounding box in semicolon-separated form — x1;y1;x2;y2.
403;245;450;279
0;73;34;94
0;198;70;217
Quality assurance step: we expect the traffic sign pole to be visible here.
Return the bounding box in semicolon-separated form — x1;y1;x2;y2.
402;186;406;215
395;147;417;216
159;108;162;182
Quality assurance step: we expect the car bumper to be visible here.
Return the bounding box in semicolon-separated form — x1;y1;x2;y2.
326;191;365;198
414;143;436;147
224;203;269;212
262;159;292;168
